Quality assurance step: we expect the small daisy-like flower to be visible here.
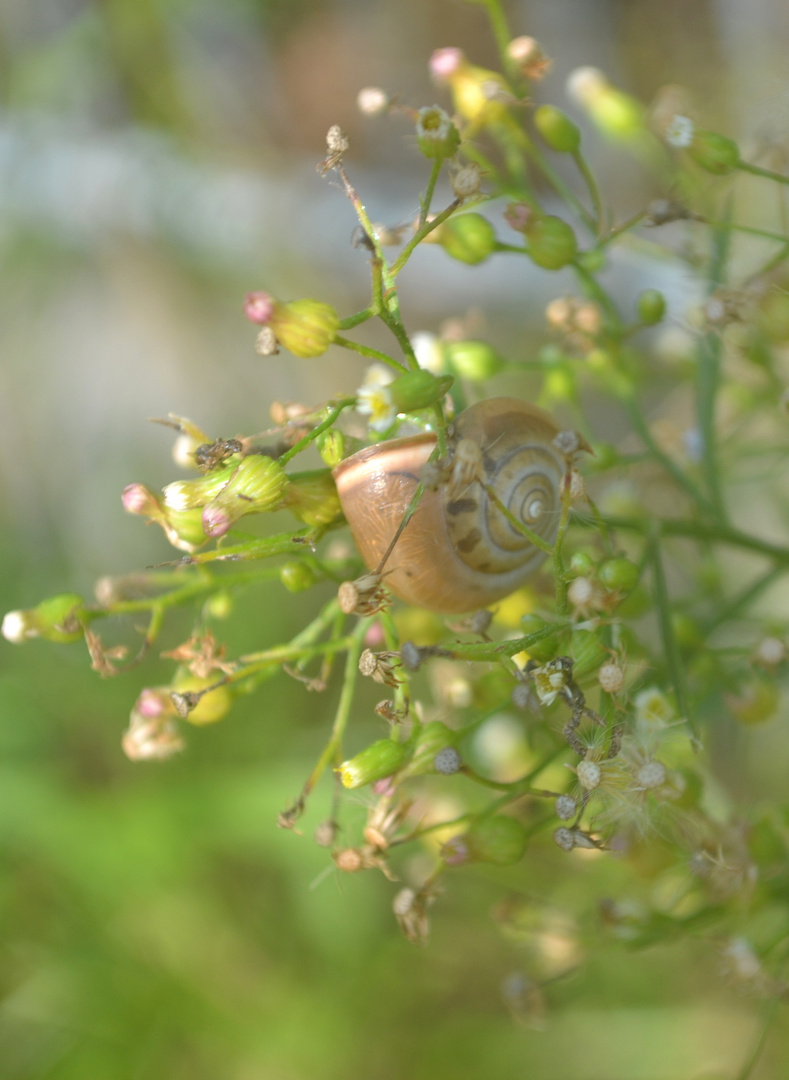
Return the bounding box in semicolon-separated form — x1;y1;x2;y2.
531;659;570;706
634;686;674;727
665;114;695;148
356;381;397;433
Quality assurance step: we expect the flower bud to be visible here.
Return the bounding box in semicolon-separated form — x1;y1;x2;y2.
507;36;551;80
389;369;453;413
160;507;210;552
271;299;339;358
162;465;237;511
445;339;504;380
598;556;639;592
637;289;667;326
201;455;287;538
316;429;347;468
337;738;409;789
170;671;233;726
570;628;607;680
2;592;86;644
567;67;644;140
415;105;461;159
688;130;740;175
401;720;459;778
279;561;317;593
436;213;497;265
283;470;342;527
525;215;577;270
246;293;339;358
534;105;581;153
122;482;160;517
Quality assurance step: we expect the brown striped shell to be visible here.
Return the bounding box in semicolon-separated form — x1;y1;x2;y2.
332;398;563;614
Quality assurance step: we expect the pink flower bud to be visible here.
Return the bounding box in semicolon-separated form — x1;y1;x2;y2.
243;291;275;325
430;46;464;81
122;483;160;516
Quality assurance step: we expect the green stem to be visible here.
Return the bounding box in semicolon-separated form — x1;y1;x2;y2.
620;393;717;515
419;158;443;229
695;332;727;519
579;513;789;566
278;399;357;466
302;618;368;796
647;531;697;744
175;528;327;565
572;150;606;235
737;160;789;187
338;307;376;330
390;198;461;277
333;336;408;374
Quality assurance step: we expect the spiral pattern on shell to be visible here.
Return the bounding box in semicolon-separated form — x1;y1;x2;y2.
333;397;564;614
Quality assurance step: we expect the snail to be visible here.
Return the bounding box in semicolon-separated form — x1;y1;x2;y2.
332;397;564;614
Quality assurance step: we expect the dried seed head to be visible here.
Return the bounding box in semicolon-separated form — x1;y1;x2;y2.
598;661;625;694
338;573;389;616
358;649;401;687
636;760;667;790
555;794;577;821
357;86;390;116
334;847;363;873
314;819;339;848
434;746;462;775
576;759;602;791
255;326;279;356
554;826;576;851
451;162;483;200
326;125;349;155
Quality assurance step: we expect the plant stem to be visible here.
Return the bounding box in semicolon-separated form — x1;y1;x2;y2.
737;160;789;187
333;336;408;374
278;399;357;466
647;530;697;744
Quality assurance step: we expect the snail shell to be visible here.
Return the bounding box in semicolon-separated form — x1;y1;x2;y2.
332;397;563;614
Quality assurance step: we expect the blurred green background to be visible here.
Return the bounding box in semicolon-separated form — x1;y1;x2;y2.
2;1;789;1077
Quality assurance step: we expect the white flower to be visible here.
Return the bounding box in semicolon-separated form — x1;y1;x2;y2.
665;114;695;148
412;332;445;374
357;382;397;433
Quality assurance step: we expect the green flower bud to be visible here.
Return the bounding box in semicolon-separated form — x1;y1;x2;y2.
597;556;639;593
401;721;459;778
202;455;288;538
270;299;339;358
279;561;317;593
437;213;497;265
170;670;233;726
2;592;87;644
525;215;577;270
569;551;595;577
415;105;461;159
161;507;210;552
317;429;347;468
534;104;581;153
465;815;528;865
445;339;504;381
568;69;643;140
569;628;607;681
162;464;238;511
284;470;342;526
637;289;666;326
337;738;409;789
389;369;453;413
688;130;740;175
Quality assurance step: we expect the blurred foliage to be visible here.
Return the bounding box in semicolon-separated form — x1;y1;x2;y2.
3;1;789;1079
